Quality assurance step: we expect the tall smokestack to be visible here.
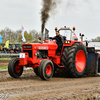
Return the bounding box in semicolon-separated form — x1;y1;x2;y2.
41;0;58;43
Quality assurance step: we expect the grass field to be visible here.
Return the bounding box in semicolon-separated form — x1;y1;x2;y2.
0;58;11;60
0;66;7;69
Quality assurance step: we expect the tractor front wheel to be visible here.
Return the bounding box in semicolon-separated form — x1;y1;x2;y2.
8;58;23;78
38;59;54;80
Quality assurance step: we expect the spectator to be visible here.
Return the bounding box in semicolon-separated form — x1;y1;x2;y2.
14;47;19;53
18;47;21;53
6;47;11;53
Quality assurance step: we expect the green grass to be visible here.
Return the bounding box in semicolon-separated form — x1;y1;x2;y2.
0;66;8;69
0;58;11;60
0;66;31;70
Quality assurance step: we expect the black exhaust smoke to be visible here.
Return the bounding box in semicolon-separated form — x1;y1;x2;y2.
41;0;58;43
40;0;88;43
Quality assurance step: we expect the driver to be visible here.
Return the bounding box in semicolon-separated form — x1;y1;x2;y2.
49;31;64;54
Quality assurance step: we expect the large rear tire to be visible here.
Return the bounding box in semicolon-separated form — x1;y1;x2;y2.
38;59;54;80
62;43;88;78
8;58;23;78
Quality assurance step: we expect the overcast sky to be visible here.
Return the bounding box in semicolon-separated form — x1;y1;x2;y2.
0;0;100;40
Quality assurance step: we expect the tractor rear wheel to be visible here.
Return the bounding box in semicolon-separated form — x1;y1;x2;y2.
8;58;23;78
62;43;88;78
38;59;54;80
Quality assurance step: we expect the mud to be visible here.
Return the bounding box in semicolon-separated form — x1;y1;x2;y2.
0;70;100;100
0;60;9;66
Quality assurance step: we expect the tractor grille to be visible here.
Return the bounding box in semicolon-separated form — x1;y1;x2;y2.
23;50;32;58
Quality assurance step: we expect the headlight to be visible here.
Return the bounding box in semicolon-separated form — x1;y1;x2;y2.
43;40;45;43
65;41;71;44
65;41;68;44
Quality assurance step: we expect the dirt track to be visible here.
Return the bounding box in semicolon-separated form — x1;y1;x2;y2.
0;70;100;100
0;60;10;66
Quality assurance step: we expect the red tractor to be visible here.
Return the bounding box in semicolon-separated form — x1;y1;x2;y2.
8;27;99;80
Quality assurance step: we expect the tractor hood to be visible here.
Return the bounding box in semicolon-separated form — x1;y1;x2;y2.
22;40;58;50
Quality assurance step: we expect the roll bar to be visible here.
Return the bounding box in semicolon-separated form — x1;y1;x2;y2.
58;27;73;40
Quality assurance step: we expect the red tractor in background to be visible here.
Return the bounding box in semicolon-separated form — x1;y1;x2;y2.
8;26;99;80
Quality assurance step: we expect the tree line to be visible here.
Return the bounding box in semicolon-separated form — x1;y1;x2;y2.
91;37;100;42
0;27;41;43
0;27;100;42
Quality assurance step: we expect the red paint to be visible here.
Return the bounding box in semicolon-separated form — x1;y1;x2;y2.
53;55;61;65
15;62;21;73
19;40;83;68
75;50;86;72
19;53;28;66
46;65;52;75
63;41;82;47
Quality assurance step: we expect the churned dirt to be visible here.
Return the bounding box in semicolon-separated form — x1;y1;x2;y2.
0;60;10;66
0;69;100;100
